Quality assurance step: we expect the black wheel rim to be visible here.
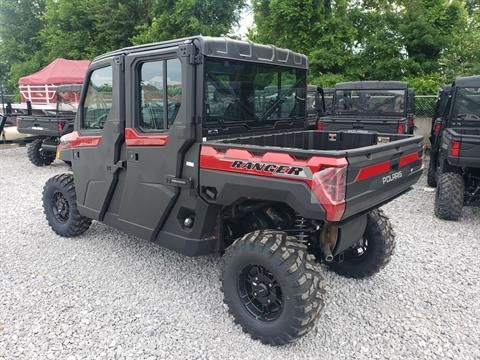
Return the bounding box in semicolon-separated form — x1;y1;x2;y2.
345;238;369;260
51;191;70;223
237;265;283;322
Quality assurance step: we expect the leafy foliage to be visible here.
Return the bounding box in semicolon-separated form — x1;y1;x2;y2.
1;0;480;97
132;0;245;44
0;0;245;94
252;0;480;90
0;0;45;91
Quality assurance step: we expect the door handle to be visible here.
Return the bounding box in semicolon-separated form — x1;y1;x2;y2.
106;160;125;173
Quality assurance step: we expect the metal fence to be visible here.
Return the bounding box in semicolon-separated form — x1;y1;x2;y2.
416;95;437;118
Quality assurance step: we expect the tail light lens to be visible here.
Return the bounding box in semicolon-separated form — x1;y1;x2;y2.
312;166;347;222
408;116;415;128
450;141;461;157
316;118;324;131
57;120;66;132
397;122;405;134
433;118;442;135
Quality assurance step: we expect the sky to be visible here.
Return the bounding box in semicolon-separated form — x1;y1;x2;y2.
233;2;254;38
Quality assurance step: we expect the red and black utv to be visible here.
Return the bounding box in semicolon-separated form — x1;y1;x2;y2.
41;36;424;345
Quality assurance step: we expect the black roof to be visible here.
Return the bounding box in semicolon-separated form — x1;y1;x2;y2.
453;76;480;88
56;84;83;92
94;36;308;69
335;81;408;91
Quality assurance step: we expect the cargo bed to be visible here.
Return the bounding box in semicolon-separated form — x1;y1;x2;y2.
204;130;424;221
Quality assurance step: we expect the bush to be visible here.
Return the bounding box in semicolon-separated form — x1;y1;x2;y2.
403;73;446;95
309;73;350;88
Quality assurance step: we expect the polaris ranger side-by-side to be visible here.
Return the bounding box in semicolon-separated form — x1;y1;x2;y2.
42;37;424;345
16;85;81;166
318;81;413;134
429;77;480;220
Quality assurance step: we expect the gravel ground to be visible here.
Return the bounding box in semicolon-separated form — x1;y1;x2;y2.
1;146;479;360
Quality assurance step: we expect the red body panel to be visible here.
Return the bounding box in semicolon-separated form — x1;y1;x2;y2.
125;128;169;146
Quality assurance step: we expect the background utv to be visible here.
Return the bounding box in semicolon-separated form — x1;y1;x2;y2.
428;77;480;220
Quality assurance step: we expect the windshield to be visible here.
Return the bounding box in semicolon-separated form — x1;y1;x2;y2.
451;87;480;121
57;90;81;112
204;58;306;128
333;89;406;115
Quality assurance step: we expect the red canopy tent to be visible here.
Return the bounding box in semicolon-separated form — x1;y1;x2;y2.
18;58;90;104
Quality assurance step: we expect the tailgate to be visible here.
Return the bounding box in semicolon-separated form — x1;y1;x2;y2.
17;116;61;136
444;128;480;168
343;135;424;219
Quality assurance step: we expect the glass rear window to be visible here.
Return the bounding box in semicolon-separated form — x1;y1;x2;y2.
452;87;480;121
333;89;406;115
204;58;306;128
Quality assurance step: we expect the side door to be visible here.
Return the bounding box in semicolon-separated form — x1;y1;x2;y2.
117;47;196;241
73;57;125;220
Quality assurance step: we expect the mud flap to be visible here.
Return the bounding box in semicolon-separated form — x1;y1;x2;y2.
333;214;368;255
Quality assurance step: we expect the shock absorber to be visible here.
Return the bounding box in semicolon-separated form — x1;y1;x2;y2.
294;215;311;243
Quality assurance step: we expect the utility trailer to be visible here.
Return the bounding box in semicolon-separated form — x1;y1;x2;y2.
317;81;413;134
42;36;424;345
16;85;80;166
429;76;480;220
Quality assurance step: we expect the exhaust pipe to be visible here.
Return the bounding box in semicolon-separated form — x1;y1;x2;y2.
321;242;334;262
320;222;338;263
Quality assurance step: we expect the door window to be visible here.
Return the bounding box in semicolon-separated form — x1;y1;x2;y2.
81;66;113;130
139;58;182;131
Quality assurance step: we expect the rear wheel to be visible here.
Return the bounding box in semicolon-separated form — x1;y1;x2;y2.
434;172;464;221
28;138;55;166
328;209;396;279
427;157;437;187
42;173;92;237
222;230;325;346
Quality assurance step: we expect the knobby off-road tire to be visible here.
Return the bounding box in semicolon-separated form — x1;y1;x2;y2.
28;138;56;166
42;173;92;237
328;209;396;279
222;230;325;346
434;172;464;221
427;157;437;187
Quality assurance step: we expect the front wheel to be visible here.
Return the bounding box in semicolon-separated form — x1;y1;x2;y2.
42;173;92;237
28;138;56;166
328;209;396;279
222;230;325;346
434;172;464;221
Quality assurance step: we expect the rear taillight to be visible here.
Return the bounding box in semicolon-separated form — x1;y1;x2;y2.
408;116;415;128
316;118;324;131
57;120;66;132
433;118;442;135
312;166;347;222
397;122;405;134
450;141;461;157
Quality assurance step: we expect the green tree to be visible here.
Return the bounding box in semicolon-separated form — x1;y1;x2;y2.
351;1;405;80
132;0;246;44
251;0;357;79
0;0;45;91
400;0;466;75
39;0;95;60
440;6;480;79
